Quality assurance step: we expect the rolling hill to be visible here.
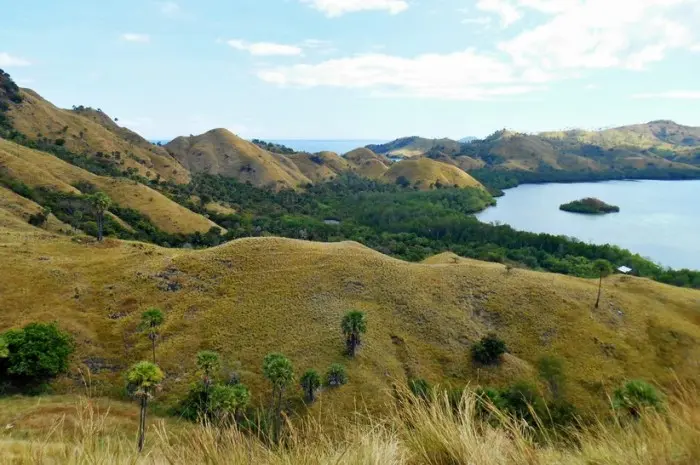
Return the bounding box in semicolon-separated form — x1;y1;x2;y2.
288;151;353;182
367;136;462;158
1;224;699;417
343;147;390;179
165;129;311;190
0;138;217;234
4;89;190;184
383;157;484;190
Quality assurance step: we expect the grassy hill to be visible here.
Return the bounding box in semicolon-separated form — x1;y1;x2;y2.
165;129;311;190
288;151;352;182
343;148;390;179
383;157;484;190
1;226;698;417
4;89;190;183
367;136;462;158
0;138;216;235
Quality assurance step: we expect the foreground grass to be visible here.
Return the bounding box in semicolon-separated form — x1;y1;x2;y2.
1;387;698;465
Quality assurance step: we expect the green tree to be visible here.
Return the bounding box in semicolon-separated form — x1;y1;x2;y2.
300;369;321;403
209;383;250;424
593;259;613;308
126;361;164;452
196;350;220;389
341;310;367;357
139;308;164;364
2;323;74;385
89;192;111;241
537;355;565;400
262;353;294;442
471;334;507;365
613;380;664;419
325;363;348;387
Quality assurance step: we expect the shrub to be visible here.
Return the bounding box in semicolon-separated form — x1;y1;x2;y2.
325;363;348;387
471;334;507;365
300;369;321;403
408;378;432;400
613;380;664;418
2;323;74;387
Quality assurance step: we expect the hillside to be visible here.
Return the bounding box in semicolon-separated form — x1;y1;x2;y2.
343;147;390;178
383;157;484;190
541;120;700;150
0;138;217;235
165;129;311;190
1;229;699;416
4;89;190;183
367;136;462;158
288;151;352;182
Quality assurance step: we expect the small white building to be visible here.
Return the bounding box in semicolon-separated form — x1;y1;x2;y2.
617;266;632;274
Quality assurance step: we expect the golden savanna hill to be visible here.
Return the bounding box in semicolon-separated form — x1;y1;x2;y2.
1;220;698;416
6;90;190;183
343;147;391;179
165;129;311;190
0;138;216;234
383;157;485;190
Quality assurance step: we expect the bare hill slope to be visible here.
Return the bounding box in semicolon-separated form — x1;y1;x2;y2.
165;129;311;190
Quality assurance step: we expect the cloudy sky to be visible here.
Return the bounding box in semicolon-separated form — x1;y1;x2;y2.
2;0;700;139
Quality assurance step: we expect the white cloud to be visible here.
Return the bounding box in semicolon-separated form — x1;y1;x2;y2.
0;52;31;67
256;0;699;101
300;0;408;17
499;1;696;71
121;33;150;43
632;90;700;99
476;0;522;27
691;44;700;51
160;2;180;16
227;40;303;56
257;50;546;100
461;16;492;26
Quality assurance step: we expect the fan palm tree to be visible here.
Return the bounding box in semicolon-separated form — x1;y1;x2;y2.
139;308;164;364
341;310;367;357
126;361;164;452
593;259;613;308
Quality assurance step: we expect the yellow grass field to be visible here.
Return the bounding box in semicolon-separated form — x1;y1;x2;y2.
0;224;698;418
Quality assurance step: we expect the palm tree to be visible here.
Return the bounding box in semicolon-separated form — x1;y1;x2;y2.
263;353;294;442
126;361;164;452
593;259;613;308
196;350;220;396
341;310;367;357
89;192;111;241
300;369;321;403
139;308;164;364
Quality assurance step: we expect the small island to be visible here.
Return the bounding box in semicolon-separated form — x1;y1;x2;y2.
559;198;620;215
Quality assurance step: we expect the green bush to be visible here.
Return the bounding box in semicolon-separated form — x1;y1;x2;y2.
325;363;348;387
471;334;507;365
408;378;432;400
2;323;74;388
613;380;664;418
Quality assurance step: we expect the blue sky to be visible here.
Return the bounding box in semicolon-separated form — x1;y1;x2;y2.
2;0;700;140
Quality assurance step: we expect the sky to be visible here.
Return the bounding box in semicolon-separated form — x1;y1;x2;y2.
2;0;700;140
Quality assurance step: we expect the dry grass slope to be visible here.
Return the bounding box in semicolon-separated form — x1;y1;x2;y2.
1;386;699;464
0;138;217;234
0;228;698;417
344;148;390;179
165;129;311;190
7;90;190;183
289;151;352;183
383;158;484;190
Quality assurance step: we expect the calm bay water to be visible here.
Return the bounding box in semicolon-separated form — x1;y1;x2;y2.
476;180;700;270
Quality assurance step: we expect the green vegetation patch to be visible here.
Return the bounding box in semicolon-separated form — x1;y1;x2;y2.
560;198;620;214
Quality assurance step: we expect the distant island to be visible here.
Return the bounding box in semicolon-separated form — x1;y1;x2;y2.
560;198;620;214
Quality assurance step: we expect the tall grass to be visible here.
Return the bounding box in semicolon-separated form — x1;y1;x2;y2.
2;387;698;464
